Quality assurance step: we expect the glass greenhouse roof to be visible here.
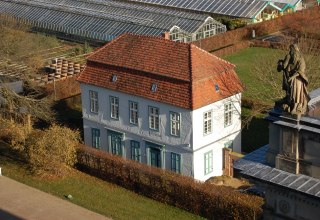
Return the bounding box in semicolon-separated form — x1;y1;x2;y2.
0;0;224;41
124;0;302;18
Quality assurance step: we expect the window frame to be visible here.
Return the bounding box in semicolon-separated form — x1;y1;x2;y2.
89;90;98;113
110;96;119;120
129;101;138;125
170;111;180;137
224;102;233;127
148;106;159;131
91;128;100;149
203;110;212;135
171;153;181;174
204;150;213;175
130;140;141;162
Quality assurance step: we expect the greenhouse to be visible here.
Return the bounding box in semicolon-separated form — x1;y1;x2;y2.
126;0;304;22
0;0;226;42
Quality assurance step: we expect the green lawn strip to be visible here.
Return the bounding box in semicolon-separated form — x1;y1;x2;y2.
0;142;203;220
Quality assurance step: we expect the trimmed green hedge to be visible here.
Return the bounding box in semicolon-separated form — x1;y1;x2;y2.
77;145;263;220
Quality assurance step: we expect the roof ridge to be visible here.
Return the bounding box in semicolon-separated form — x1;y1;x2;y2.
190;44;235;68
86;33;129;60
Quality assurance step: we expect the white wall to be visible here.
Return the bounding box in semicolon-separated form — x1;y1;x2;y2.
191;93;242;181
81;83;242;181
192;93;242;152
81;83;194;176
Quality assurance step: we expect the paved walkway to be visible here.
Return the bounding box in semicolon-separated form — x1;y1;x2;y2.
0;176;111;220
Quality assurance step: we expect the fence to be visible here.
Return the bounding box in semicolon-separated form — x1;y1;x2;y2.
77;144;263;220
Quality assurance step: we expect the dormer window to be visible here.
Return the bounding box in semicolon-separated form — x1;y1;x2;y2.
215;84;220;92
151;83;158;92
111;74;117;82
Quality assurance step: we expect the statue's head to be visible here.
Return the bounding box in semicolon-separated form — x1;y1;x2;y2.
289;44;301;63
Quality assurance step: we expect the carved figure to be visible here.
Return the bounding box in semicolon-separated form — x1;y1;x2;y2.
277;44;310;114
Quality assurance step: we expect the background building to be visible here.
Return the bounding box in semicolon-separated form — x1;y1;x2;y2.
0;0;226;43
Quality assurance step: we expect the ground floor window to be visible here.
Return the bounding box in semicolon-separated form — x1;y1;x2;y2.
131;140;141;162
204;151;213;175
171;153;181;174
91;128;100;149
108;130;123;156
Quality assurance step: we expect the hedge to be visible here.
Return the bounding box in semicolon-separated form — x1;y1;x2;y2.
77;144;263;220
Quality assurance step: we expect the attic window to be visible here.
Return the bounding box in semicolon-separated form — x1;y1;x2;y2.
151;83;158;92
215;84;220;92
111;74;117;82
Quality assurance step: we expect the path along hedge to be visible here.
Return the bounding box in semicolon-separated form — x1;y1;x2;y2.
77;144;263;220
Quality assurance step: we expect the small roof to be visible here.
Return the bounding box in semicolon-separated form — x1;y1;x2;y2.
234;145;320;199
78;33;244;109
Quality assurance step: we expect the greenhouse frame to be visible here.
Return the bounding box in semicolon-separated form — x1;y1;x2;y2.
126;0;304;22
0;0;226;42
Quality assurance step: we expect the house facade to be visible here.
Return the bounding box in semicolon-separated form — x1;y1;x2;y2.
78;34;243;181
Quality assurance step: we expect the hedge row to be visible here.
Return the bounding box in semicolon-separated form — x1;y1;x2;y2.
77;144;263;220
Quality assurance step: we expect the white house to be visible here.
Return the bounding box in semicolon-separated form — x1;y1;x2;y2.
77;33;244;181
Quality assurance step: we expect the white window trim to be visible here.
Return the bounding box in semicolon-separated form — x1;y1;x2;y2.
110;96;119;120
129;101;138;125
204;150;213;175
89;90;98;113
224;102;233;127
170;111;180;137
149;106;159;131
203;110;212;135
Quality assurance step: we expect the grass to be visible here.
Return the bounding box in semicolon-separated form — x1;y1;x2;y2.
223;47;283;101
0;141;204;220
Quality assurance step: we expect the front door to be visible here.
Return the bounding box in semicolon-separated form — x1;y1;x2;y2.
150;147;161;168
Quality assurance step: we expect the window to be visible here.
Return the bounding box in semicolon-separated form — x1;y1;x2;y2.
224;103;232;127
171;153;181;173
203;111;212;135
91;128;100;149
129;101;138;125
110;96;119;119
204;151;213;175
149;106;159;130
151;83;158;92
170;112;180;136
131;141;140;162
89;90;98;113
108;131;122;156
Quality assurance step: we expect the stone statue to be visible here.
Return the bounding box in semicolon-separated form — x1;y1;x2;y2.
277;44;310;115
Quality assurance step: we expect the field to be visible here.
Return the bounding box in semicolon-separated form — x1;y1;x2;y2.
0;141;203;220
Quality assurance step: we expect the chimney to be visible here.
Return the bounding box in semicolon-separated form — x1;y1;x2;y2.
162;32;170;40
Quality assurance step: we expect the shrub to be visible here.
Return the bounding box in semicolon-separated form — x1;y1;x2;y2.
0;117;29;152
77;145;264;220
26;124;80;176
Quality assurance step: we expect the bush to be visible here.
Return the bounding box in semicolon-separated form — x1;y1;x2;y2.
0;117;29;152
26;124;80;176
77;145;264;220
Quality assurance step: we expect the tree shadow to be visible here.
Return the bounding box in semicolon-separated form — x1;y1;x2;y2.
242;117;269;154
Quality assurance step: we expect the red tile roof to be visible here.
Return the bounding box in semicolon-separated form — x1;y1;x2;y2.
78;33;244;110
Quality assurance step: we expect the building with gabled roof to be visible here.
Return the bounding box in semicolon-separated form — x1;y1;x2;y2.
78;33;244;181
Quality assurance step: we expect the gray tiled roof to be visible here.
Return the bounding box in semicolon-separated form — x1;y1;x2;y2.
234;145;320;198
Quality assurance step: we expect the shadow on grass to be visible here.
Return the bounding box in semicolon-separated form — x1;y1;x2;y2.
242;116;269;154
0;141;28;169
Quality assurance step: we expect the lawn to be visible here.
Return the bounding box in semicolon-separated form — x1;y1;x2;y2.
224;47;284;102
223;47;277;152
0;141;204;220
